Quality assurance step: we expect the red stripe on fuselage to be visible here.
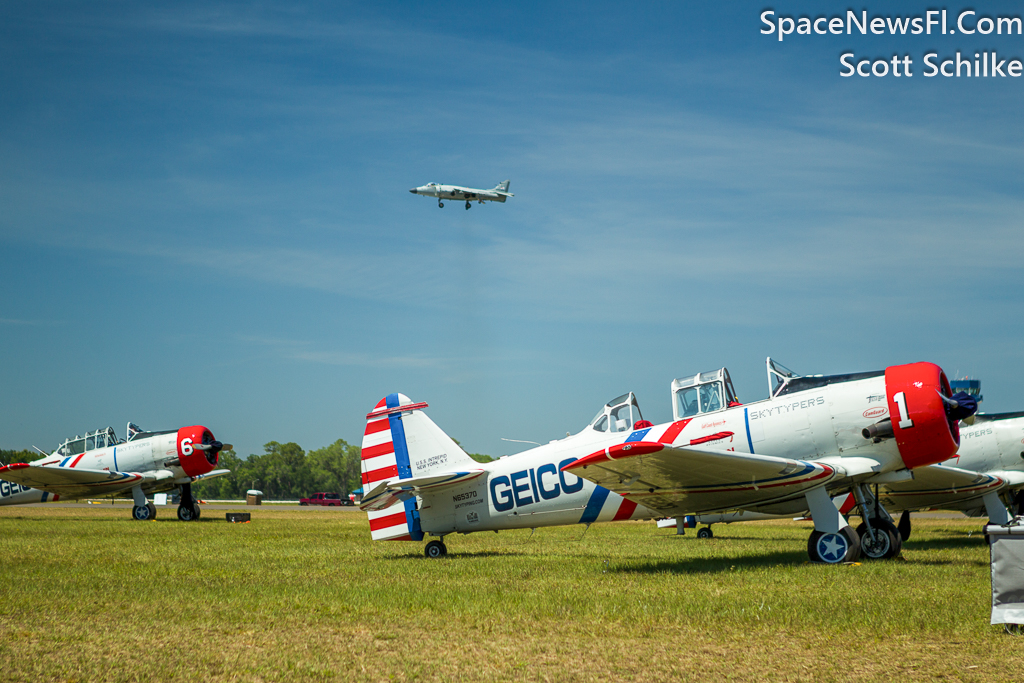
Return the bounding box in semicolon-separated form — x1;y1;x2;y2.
70;454;86;468
659;419;693;444
613;499;638;521
362;464;399;485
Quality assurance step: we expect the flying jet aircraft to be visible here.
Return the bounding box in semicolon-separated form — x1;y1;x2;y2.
360;358;976;563
409;180;513;209
0;423;230;521
360;392;659;557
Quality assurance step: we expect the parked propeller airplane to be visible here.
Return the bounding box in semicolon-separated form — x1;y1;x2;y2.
0;423;230;521
360;392;661;557
568;359;977;562
360;358;977;563
409;180;513;209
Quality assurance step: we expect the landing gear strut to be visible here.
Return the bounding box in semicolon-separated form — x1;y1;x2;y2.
852;484;902;560
177;483;201;522
424;539;448;558
130;485;155;521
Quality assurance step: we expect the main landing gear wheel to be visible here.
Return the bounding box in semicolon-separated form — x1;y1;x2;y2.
465;201;471;210
132;504;153;521
697;527;714;539
807;527;860;564
424;540;448;558
856;519;902;560
438;201;444;208
177;504;195;521
146;502;157;519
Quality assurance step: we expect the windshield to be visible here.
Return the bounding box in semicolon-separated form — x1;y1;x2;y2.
590;393;644;432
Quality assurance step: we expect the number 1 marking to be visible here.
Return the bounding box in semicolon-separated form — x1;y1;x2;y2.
894;392;914;429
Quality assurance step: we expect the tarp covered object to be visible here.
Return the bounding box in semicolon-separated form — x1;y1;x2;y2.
987;521;1024;625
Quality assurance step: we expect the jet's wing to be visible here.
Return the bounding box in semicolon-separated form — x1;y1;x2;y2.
0;463;172;498
562;442;837;517
879;464;1008;512
360;470;485;512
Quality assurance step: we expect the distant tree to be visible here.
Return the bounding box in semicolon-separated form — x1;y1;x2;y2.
0;449;36;466
452;438;493;464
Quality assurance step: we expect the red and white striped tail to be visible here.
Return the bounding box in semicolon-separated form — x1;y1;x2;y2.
361;394;422;541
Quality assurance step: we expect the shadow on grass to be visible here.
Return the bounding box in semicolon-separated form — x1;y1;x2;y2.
612;550;809;574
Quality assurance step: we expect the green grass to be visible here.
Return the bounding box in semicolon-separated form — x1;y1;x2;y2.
0;507;1020;682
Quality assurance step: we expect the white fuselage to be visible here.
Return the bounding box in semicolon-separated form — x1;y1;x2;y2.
409;183;509;203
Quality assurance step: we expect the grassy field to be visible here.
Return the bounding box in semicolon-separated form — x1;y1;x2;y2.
0;506;1020;682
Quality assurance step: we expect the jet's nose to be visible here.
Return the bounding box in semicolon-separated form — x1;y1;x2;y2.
409;188;418;194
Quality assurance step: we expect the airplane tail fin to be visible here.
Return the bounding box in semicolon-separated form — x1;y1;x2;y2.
494;179;511;193
360;393;477;541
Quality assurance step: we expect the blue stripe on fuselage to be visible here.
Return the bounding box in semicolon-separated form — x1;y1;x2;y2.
744;408;754;454
578;486;610;525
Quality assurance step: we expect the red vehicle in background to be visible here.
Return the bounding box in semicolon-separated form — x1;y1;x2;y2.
299;492;347;507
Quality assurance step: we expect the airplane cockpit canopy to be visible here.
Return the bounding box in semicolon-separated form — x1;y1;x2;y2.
57;426;122;456
590;392;644;433
671;368;739;420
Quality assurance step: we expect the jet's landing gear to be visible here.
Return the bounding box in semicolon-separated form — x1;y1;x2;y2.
853;484;902;560
424;539;448;558
697;526;714;539
465;200;471;210
898;510;912;542
131;485;155;521
177;483;201;522
438;200;444;208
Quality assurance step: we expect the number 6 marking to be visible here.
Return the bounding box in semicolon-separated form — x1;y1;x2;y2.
894;392;914;429
181;438;194;456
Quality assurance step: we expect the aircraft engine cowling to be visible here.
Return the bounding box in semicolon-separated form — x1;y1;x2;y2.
176;426;223;477
884;362;962;470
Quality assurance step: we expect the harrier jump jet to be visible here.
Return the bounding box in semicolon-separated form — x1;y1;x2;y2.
409;180;513;209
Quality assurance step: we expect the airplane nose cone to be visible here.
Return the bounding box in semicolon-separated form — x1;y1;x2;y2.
409;188;418;194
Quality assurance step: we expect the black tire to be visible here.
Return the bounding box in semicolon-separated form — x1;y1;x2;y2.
146;502;157;520
132;505;152;521
192;503;201;520
465;201;471;210
897;510;912;542
697;527;714;539
299;502;308;506
856;519;902;560
807;526;860;564
424;540;446;558
438;201;444;208
177;504;195;522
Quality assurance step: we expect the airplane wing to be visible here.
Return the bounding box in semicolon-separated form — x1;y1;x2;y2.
879;464;1009;512
0;463;172;498
360;470;485;512
562;441;837;517
191;468;231;482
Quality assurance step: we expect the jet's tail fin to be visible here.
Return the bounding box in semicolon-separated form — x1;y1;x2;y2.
493;179;511;193
360;393;477;541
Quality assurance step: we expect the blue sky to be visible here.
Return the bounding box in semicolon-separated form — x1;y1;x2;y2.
2;2;1023;458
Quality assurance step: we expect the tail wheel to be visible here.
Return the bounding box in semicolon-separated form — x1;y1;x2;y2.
807;526;860;564
696;527;714;539
856;520;903;560
424;540;447;558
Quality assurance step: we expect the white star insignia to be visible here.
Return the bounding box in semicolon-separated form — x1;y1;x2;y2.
821;535;845;560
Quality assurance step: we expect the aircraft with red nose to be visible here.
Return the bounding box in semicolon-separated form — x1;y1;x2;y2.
0;422;230;521
563;358;978;563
